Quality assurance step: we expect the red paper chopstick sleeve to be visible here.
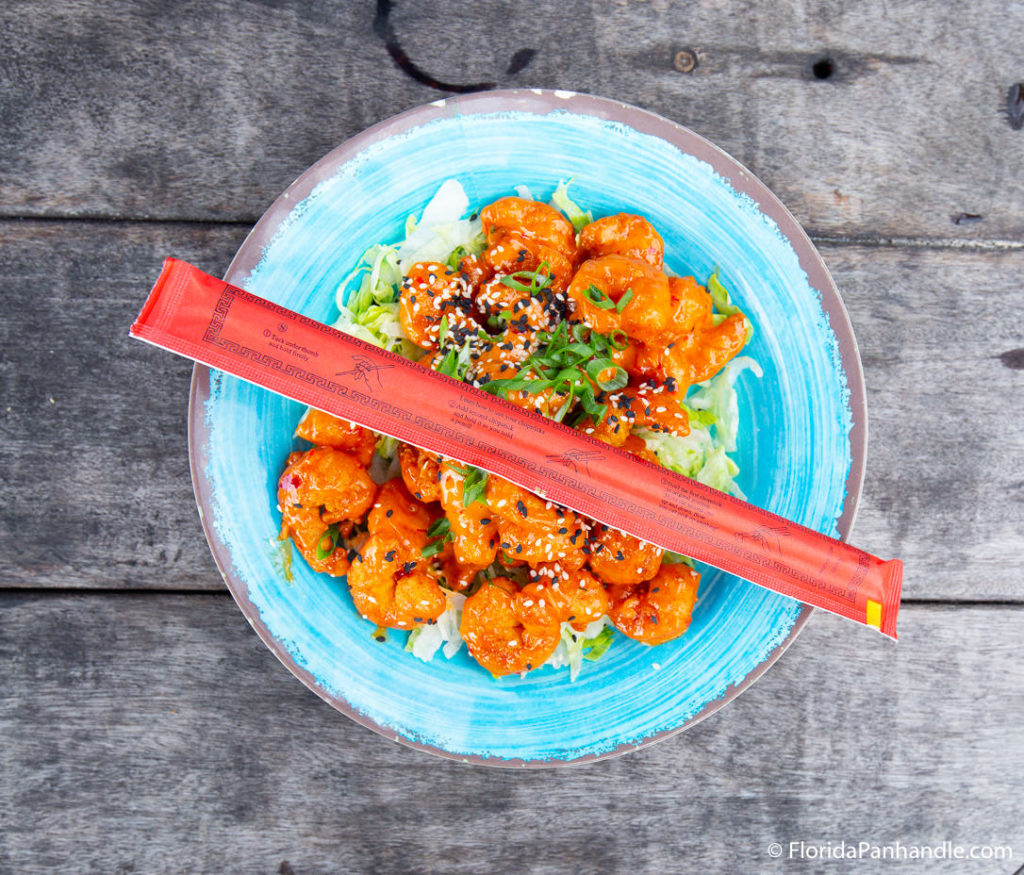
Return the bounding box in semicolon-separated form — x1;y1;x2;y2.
131;258;903;638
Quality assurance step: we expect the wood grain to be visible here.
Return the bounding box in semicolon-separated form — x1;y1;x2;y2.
1;0;1023;242
2;222;1021;600
0;594;1019;873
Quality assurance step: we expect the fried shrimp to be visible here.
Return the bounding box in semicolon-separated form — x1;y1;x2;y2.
347;532;448;629
578;213;664;268
480;197;577;257
399;261;478;350
587;523;662;585
634;275;748;390
276;446;378;576
439;461;499;568
607;563;701;645
399;444;443;503
530;563;609;631
567;254;670;342
486;476;587;569
460;577;561;676
294;409;378;465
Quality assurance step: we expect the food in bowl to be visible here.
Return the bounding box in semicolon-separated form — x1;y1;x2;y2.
275;180;761;678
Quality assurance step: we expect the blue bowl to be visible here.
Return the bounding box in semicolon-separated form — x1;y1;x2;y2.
189;90;865;765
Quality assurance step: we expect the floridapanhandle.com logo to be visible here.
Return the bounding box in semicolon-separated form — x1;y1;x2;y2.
766;841;1013;862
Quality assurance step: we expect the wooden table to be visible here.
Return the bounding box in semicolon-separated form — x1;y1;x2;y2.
2;2;1022;872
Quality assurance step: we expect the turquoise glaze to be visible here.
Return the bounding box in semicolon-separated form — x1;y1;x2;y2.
200;106;853;762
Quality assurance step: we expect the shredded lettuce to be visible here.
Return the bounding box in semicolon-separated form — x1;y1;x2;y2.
543;618;612;681
686;355;763;453
708;269;754;342
549;179;593;233
406;593;466;662
395;179;483;270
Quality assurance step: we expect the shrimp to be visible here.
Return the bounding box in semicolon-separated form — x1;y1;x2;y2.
486;476;588;569
439;461;499;568
634;275;748;390
278;446;377;527
468;334;569;418
278;503;352;577
587;523;662;585
475;276;553;334
294;408;377;465
579;214;664;269
480;197;578;258
399;261;478;351
567;254;670;342
367;478;435;544
482;235;576;294
347;531;447;629
607;563;700;645
460;577;561;676
530;563;609;631
277;446;378;576
399;444;443;503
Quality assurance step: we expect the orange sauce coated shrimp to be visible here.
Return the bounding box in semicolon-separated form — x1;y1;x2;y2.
399;444;442;503
481;197;578;258
579;214;664;269
278;447;377;526
487;476;588;569
277;447;378;576
567;254;670;342
278;504;352;577
368;478;435;544
347;532;447;629
587;523;662;585
607;563;701;645
482;236;576;294
635;275;748;390
399;261;478;351
460;577;561;676
530;563;609;631
294;409;378;465
439;462;499;568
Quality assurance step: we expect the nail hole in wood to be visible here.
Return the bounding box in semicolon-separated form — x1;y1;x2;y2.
507;48;536;75
674;49;697;74
1007;83;1024;130
812;57;835;80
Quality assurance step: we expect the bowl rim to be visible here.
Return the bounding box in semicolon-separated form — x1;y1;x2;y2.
187;88;867;767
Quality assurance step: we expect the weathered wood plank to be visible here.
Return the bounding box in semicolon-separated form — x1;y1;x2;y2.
0;220;248;591
0;595;1020;873
2;222;1021;599
1;0;1023;241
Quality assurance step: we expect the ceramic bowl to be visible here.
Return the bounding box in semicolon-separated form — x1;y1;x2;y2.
189;89;866;765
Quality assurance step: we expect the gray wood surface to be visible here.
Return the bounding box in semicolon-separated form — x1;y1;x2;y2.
0;595;1020;873
2;0;1024;243
2;0;1022;871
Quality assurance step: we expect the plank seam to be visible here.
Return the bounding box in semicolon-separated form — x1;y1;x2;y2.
0;588;1020;607
0;216;1022;253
